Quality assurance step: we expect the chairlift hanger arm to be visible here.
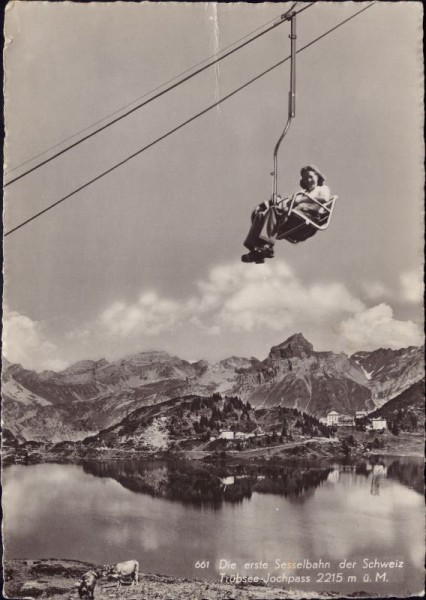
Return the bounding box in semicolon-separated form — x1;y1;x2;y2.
272;12;297;203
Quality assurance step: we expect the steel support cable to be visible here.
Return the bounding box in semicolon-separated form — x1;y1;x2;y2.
4;8;296;177
4;2;310;188
4;2;377;238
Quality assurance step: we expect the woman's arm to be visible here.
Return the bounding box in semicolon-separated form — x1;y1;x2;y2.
309;185;331;202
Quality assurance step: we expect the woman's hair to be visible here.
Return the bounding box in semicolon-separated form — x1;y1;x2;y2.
300;165;325;188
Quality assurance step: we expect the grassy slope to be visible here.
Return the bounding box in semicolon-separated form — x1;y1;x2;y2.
3;559;337;600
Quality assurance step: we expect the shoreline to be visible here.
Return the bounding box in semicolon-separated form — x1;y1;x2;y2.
4;430;424;468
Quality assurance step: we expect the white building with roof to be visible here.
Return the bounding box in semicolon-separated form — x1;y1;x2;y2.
325;411;340;426
355;410;367;420
337;415;355;427
371;417;387;430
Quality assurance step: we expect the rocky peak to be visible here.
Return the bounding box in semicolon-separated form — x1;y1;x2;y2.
219;356;255;369
60;360;100;375
191;360;209;376
269;333;314;360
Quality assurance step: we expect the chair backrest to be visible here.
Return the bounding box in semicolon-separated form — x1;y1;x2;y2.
277;194;338;243
290;194;338;230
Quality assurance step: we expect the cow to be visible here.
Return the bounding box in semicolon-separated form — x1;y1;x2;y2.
102;560;139;588
78;570;100;599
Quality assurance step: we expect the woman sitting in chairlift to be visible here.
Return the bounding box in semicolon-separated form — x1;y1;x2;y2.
242;165;331;263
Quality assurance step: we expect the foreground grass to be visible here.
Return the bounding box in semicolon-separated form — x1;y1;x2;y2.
3;559;346;600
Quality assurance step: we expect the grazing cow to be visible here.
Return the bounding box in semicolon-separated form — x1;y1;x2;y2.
103;560;139;588
78;570;99;599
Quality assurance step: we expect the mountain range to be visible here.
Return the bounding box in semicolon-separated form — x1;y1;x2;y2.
2;334;424;442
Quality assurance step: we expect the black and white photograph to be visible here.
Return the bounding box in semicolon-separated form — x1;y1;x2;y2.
2;2;424;599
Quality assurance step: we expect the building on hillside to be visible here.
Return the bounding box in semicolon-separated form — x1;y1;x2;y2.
371;417;387;430
325;411;340;426
235;431;255;439
337;415;355;427
355;410;367;420
219;430;234;440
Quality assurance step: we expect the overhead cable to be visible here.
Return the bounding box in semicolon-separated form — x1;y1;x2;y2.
5;6;299;178
5;2;377;237
4;2;310;188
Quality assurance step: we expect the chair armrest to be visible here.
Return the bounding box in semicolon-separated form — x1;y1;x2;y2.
296;192;337;210
290;195;338;231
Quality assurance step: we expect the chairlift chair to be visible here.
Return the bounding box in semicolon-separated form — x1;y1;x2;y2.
269;12;338;246
276;191;338;244
242;10;338;261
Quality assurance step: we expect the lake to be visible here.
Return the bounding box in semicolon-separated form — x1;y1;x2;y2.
2;457;424;596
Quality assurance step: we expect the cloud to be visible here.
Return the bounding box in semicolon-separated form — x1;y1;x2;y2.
98;291;182;337
339;303;424;352
5;261;423;372
192;261;364;333
361;281;389;301
400;269;424;303
2;310;68;371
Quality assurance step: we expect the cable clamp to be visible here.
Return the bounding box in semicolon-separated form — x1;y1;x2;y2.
279;10;295;22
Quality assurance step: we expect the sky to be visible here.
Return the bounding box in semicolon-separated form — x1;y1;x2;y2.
3;1;424;372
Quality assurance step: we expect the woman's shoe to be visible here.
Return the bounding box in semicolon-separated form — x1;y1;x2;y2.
256;244;274;258
241;251;265;264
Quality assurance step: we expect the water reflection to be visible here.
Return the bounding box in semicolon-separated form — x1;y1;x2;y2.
333;456;423;494
80;456;423;508
3;457;424;597
81;460;334;507
386;457;424;494
370;464;386;496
